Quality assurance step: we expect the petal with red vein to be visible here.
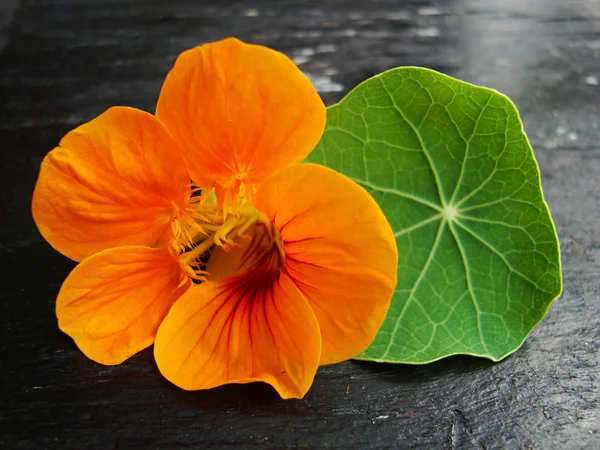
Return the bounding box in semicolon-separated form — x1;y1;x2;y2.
57;246;190;365
156;37;326;192
254;163;398;365
154;273;321;399
32;106;190;262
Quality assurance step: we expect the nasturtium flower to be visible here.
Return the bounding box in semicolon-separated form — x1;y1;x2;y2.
31;38;398;399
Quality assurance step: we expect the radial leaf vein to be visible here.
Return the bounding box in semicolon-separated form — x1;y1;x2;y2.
381;219;446;359
454;130;510;209
347;176;442;212
459;195;535;213
447;221;490;354
458;214;538;243
455;219;547;292
379;78;447;207
449;92;494;205
394;214;442;237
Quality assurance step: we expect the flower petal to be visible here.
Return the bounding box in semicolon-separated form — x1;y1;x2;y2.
57;246;190;365
254;163;398;365
32;106;190;262
156;38;326;195
154;273;322;399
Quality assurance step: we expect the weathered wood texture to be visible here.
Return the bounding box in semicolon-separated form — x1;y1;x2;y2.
1;0;598;448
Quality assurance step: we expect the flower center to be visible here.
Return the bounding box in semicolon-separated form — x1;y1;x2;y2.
206;219;285;283
171;191;283;283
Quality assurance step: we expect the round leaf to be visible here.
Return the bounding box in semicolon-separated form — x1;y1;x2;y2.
307;67;562;363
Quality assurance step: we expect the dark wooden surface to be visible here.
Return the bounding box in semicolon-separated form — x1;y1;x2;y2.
1;1;599;448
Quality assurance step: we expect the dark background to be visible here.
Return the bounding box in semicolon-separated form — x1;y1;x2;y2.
1;0;599;448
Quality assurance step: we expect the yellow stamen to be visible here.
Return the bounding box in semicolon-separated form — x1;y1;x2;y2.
170;184;281;283
180;237;215;264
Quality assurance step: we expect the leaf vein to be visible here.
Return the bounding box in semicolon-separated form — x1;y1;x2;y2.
394;214;442;237
346;175;443;212
380;219;446;359
449;92;494;205
447;221;490;354
454;219;550;293
379;77;447;207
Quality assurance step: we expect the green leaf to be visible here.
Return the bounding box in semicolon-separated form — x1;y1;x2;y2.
307;67;562;363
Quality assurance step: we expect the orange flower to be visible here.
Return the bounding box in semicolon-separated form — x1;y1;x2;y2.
31;38;398;399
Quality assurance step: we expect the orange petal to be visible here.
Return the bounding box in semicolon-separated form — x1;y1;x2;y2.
156;38;326;198
254;163;398;365
154;273;322;399
32;106;190;262
57;246;190;365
